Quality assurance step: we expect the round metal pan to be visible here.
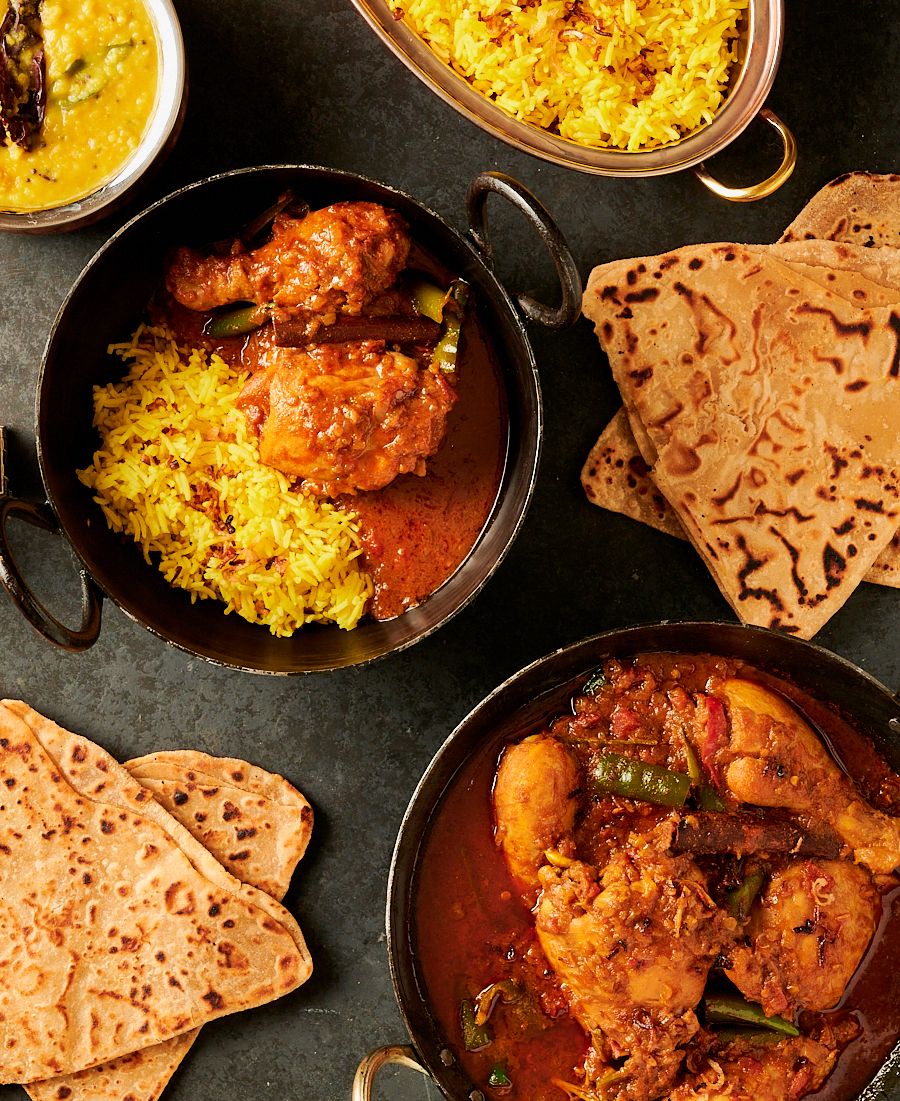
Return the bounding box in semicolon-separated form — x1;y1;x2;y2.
0;166;581;674
356;619;900;1100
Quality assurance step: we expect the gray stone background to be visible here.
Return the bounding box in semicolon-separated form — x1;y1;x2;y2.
1;0;900;1097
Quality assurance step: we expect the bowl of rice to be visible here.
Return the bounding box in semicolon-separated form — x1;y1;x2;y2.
0;166;580;673
350;0;792;196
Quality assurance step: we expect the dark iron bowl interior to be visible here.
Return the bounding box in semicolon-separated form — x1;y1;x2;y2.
36;166;541;673
386;620;900;1100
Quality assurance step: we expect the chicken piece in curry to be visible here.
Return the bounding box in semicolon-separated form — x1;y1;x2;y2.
166;200;411;316
417;654;900;1101
164;199;460;496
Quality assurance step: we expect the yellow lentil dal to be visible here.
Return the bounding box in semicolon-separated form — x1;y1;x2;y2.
389;0;749;152
0;0;158;212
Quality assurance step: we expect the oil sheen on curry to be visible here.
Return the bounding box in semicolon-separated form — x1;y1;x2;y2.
154;194;506;623
414;653;900;1101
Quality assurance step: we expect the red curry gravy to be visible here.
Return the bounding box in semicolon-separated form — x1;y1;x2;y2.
412;654;900;1101
155;241;507;623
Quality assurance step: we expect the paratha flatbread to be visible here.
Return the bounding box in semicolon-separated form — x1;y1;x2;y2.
582;244;900;637
780;172;900;248
0;701;312;1085
22;751;313;1101
23;1032;199;1101
583;223;900;589
769;238;900;299
125;752;313;903
582;404;900;587
581;407;687;541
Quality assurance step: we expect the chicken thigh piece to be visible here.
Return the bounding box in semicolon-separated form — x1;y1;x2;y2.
717;680;900;874
726;858;879;1017
535;834;738;1101
165;202;411;315
235;342;456;495
493;734;581;903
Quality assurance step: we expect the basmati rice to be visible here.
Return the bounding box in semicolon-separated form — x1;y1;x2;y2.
77;325;373;636
390;0;749;151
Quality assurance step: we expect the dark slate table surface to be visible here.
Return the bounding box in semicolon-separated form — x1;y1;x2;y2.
2;1;900;1098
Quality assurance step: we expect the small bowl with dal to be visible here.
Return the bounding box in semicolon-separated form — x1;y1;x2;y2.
0;0;185;232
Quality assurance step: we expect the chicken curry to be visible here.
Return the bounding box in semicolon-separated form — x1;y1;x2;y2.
414;653;900;1101
155;194;507;620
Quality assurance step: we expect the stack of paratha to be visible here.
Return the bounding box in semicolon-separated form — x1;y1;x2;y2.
0;701;314;1101
581;172;900;639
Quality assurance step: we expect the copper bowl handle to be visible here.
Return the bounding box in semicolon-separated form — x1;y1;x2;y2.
352;1044;430;1100
692;109;797;202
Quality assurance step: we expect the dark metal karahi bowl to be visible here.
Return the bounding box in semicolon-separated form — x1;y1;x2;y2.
0;165;581;673
0;0;187;233
355;620;900;1099
350;0;794;201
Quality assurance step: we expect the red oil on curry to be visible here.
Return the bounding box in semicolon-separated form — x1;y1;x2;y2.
345;313;505;619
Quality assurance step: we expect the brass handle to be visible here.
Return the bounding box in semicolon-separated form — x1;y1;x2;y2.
352;1044;430;1100
692;109;797;202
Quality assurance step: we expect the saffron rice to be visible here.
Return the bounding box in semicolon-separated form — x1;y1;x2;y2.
389;0;749;151
78;325;373;636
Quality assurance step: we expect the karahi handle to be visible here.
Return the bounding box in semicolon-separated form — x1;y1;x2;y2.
466;171;582;329
0;427;103;652
352;1044;430;1100
692;109;797;202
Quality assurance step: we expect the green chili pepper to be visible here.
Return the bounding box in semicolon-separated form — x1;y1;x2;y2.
697;784;727;812
488;1064;512;1088
64;73;109;104
582;670;608;695
407;277;449;323
205;304;270;339
712;1026;784;1047
725;869;766;923
681;729;703;784
61;42;132;107
679;727;725;810
432;280;469;377
474;979;523;1025
703;992;799;1036
461;999;491;1051
591;753;692;808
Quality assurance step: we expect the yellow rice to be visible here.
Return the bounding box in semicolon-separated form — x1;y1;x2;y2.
77;325;373;636
389;0;749;151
